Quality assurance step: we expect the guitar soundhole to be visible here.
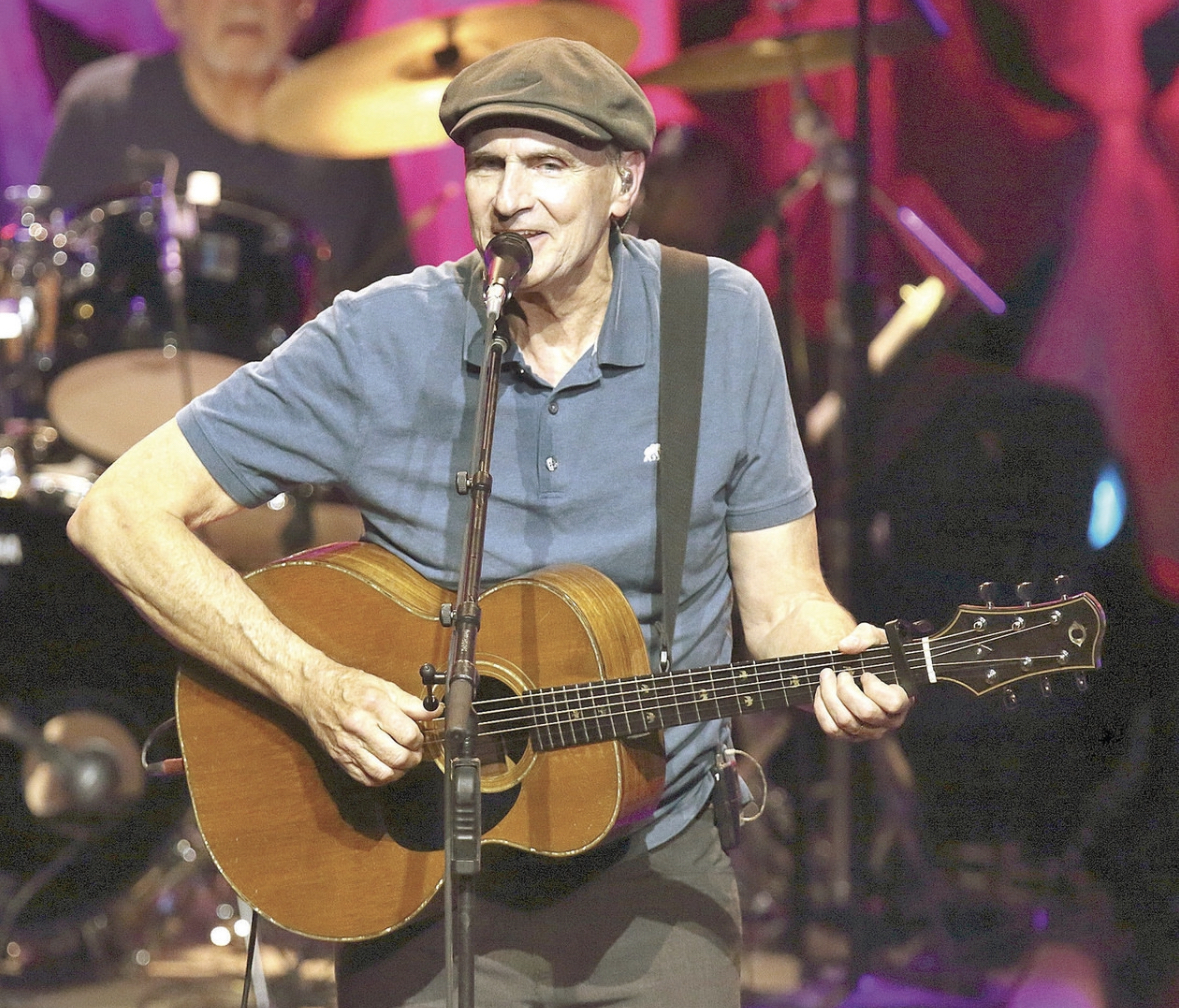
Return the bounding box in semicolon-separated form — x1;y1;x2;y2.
379;674;528;853
472;675;531;788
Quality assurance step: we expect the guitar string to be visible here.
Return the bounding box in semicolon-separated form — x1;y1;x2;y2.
418;617;1083;743
423;619;1077;740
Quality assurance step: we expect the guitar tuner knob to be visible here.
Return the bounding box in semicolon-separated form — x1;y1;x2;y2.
1074;670;1090;693
1002;687;1018;710
978;581;999;607
1016;582;1036;606
1054;574;1074;599
1039;676;1053;698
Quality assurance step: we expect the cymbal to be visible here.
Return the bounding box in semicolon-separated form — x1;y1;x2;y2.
639;16;940;94
260;2;640;158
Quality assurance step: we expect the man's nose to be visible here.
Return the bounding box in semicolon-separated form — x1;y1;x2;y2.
492;163;531;218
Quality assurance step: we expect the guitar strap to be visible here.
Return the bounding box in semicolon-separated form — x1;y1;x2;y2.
657;246;746;852
655;244;708;673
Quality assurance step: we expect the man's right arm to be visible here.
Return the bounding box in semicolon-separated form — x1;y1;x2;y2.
67;419;432;785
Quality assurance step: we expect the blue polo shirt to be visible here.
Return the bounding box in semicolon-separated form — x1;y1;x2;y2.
178;234;815;849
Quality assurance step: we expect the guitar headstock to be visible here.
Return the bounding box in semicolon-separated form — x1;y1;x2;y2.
923;589;1106;699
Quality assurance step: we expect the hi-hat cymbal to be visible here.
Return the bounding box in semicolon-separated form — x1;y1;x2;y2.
639;16;940;94
260;1;640;158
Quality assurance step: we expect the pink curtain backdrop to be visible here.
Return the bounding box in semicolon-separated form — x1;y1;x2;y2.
1012;0;1179;600
894;0;1179;600
0;1;170;193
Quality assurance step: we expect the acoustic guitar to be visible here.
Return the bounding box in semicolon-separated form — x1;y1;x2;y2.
175;541;1105;941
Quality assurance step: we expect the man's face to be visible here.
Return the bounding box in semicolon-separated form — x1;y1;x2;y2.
157;0;311;79
464;127;640;298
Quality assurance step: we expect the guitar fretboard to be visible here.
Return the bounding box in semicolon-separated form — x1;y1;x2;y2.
522;646;891;751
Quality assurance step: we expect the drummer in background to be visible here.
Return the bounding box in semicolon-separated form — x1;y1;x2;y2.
37;0;414;295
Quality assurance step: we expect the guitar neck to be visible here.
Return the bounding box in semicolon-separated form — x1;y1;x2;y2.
444;591;1104;757
521;644;902;751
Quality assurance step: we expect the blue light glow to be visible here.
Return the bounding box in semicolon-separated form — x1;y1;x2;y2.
1088;462;1127;549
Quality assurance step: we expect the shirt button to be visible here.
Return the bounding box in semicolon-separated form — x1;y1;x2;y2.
545;456;559;472
548;402;559;415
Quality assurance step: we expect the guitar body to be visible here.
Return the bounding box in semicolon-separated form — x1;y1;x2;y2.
177;540;1107;942
176;542;664;941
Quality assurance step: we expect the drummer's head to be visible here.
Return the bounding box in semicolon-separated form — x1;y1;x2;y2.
156;0;315;80
440;38;655;286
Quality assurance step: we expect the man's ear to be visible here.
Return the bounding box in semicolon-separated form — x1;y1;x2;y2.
611;151;646;218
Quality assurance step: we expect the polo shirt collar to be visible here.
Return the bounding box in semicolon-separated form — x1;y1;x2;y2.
463;235;655;371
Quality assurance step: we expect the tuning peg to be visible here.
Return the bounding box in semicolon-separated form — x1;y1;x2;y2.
1038;676;1053;698
1002;687;1018;710
1053;574;1073;599
1016;582;1036;607
1073;670;1090;693
978;581;999;608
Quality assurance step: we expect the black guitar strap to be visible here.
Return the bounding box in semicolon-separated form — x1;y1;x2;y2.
658;247;748;850
656;245;709;673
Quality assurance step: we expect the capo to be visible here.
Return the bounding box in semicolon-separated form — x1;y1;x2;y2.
885;618;934;690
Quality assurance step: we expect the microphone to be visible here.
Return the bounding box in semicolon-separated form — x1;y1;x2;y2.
482;231;533;321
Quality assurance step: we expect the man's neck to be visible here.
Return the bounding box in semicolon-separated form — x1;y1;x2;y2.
513;254;614;386
177;49;282;143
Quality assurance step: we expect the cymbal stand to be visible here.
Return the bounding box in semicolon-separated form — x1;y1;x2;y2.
126;149;198;403
781;5;972;990
781;2;896;984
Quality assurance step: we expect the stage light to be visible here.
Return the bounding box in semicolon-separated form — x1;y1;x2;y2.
1087;462;1126;550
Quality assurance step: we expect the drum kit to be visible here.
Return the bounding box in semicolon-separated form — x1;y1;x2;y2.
0;0;942;985
0;172;363;979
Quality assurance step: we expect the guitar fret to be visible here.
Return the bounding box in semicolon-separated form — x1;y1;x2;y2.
753;660;768;712
765;656;791;709
534;683;557;751
552;683;574;749
603;680;637;739
636;677;658;732
577;681;606;744
731;664;759;715
562;683;589;746
619;679;646;736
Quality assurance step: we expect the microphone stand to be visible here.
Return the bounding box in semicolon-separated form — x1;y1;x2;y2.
439;298;515;1008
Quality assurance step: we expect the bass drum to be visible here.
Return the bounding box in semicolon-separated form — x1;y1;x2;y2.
48;187;328;463
0;477;187;978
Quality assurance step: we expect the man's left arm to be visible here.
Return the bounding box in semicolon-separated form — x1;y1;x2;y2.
728;512;913;741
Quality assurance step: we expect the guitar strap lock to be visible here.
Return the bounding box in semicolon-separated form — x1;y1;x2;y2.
654;620;671;675
712;747;742;852
711;746;768;852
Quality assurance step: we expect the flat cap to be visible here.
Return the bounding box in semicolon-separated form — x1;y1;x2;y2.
439;37;656;154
